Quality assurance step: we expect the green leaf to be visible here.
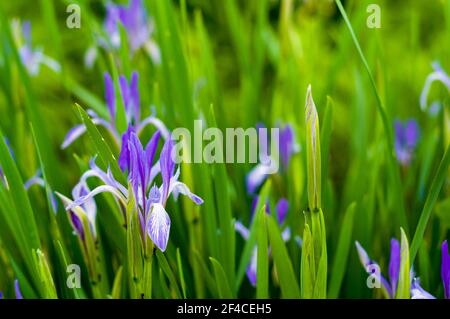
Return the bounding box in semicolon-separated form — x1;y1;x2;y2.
266;215;300;298
256;205;269;298
209;257;234;298
0;130;41;257
111;266;124;299
76;104;125;184
32;249;57;298
328;202;356;298
410;145;450;263
156;250;182;298
301;223;314;298
236;180;271;290
334;0;408;233
396;228;410;299
176;248;187;298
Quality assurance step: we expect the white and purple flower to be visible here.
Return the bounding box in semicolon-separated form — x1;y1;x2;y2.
62;129;203;252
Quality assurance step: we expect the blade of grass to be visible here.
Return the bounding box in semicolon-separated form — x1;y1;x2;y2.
235;180;272;290
328;202;356;298
410;145;450;263
256;205;269;298
335;0;408;233
209;257;234;298
266;215;300;298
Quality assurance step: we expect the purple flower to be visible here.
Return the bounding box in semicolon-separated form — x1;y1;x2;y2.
420;62;450;112
101;0;160;63
442;240;450;299
355;239;433;299
246;124;299;194
12;20;60;76
62;130;202;252
235;198;291;286
62;71;169;149
14;279;23;299
356;240;399;298
394;119;420;166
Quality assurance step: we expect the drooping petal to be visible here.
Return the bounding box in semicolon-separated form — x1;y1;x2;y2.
160;137;175;203
61;124;86;149
442;240;450;299
104;72;116;123
65;185;127;214
14;280;23;299
420;62;450;110
388;238;400;296
169;181;203;205
147;203;171;251
72;183;97;228
24;173;44;190
411;277;435;299
137;115;170;140
275;198;289;225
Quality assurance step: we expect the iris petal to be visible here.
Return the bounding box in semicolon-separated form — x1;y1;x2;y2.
148;203;171;251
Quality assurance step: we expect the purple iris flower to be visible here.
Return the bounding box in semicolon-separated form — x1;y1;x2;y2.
62;130;203;252
85;0;160;68
235;198;291;286
355;240;433;299
246;124;298;194
62;71;169;149
420;62;450;112
394;119;420;166
442;240;450;299
12;20;60;76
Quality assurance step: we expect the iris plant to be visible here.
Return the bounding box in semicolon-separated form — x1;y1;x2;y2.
61;129;203;252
